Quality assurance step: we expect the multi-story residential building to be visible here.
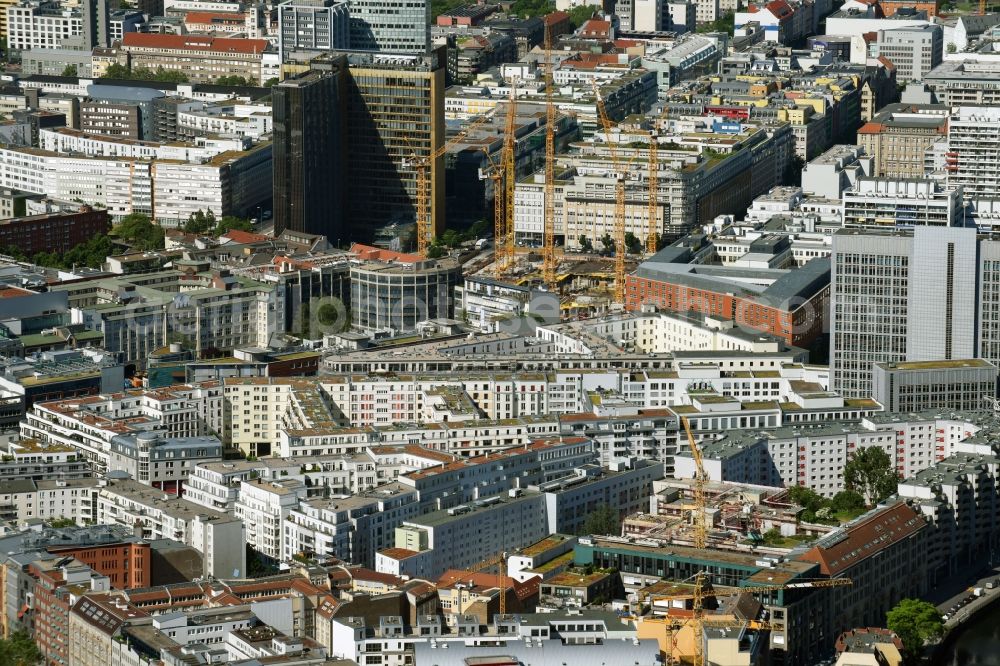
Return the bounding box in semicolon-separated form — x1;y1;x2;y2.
899;440;1000;586
277;0;349;60
0;478;100;525
841;177;964;229
97;478;245;578
830;225;1000;397
52;269;282;364
0;207;109;257
946;105;1000;200
284;482;421;566
108;433;222;493
875;24;942;82
0;142;272;224
6;0;108;52
872;359;998;413
856;103;949;179
0;439;92;483
21;382;224;474
120;33;276;85
235;478;307;561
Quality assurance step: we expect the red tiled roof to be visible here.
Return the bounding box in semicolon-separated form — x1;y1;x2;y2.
798;502;925;577
544;10;570;25
349;242;423;264
222;229;269;244
122;33;269;55
857;122;884;134
0;286;35;299
379;548;420;560
877;55;896;71
185;11;246;24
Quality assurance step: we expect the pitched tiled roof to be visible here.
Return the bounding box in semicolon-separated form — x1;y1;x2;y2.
122;33;269;55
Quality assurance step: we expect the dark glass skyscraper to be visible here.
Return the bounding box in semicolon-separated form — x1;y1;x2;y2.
272;66;345;240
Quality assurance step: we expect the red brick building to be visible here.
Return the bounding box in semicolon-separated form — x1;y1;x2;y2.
48;542;151;589
624;247;830;348
0;207;110;256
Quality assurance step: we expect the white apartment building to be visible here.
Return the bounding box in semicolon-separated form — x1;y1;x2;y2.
946;105;1000;199
97;478;245;578
842;177;964;229
0;478;101;526
0;142;271;223
283;482;421;566
39;127;249;162
21;383;224;474
7;0;85;52
177;102;273;140
235;478;308;560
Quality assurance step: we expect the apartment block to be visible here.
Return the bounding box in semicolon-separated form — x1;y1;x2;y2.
945;105;1000;199
97;478;245;579
841;177;964;229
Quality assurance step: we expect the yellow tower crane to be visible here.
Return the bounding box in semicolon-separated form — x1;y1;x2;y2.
647;129;659;254
408;114;491;257
465;550;510;615
542;25;558;290
592;81;629;306
681;416;707;549
501;83;518;273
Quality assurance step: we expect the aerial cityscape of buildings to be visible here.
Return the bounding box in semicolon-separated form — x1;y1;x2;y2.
0;0;998;663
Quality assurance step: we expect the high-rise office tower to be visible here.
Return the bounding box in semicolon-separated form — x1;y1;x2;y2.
348;0;430;54
830;225;997;398
277;0;351;61
273;67;346;240
342;48;445;240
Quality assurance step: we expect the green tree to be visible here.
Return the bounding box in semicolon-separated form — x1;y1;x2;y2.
61;64;78;77
624;231;642;254
886;598;943;659
215;75;256;87
697;11;734;34
104;62;130;79
440;228;462;248
567;3;599;28
112;213;164;251
0;630;42;666
578;234;594;253
600;233;614;254
510;0;555;17
787;484;829;523
215;216;254;236
830;489;866;515
580;504;620;536
844;447;898;506
426;243;446;259
184;209;215;234
264;77;279;87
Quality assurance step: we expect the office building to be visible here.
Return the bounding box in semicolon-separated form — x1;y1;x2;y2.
830;226;993;398
342;49;446;239
0;207;108;256
348;244;462;332
856;103;949;179
348;0;429;54
872;359;999;412
120;33;275;85
277;0;349;59
841;178;964;229
272;69;344;240
625;248;830;348
875;25;942;83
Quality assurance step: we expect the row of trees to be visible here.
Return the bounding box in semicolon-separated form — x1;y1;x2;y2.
100;63;274;87
577;232;645;255
182;210;255;236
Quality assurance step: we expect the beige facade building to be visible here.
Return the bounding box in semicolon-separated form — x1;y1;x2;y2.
856;103;949;178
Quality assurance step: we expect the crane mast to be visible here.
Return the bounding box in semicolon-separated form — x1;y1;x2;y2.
542;25;557;290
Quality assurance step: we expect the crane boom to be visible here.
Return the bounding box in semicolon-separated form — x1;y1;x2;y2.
647;130;658;254
681;416;707;549
502;84;518;274
591;81;627;305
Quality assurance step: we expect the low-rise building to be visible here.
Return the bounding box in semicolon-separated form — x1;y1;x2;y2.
872;359;998;413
